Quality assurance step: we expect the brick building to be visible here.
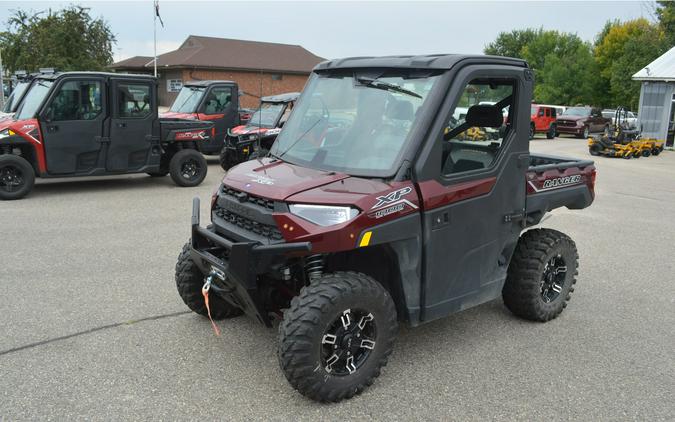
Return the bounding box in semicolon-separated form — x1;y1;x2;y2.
110;35;324;108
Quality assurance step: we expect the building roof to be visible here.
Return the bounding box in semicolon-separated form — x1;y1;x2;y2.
111;35;324;74
632;46;675;82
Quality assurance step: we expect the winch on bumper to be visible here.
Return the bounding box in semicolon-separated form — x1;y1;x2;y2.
189;197;311;326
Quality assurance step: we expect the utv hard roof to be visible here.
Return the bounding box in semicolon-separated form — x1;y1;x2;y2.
36;71;157;80
314;54;528;71
183;80;236;87
261;92;300;103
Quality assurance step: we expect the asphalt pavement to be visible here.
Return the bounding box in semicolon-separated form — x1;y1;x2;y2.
1;138;674;420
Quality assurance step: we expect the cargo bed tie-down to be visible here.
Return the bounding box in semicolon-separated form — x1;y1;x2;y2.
189;197;311;326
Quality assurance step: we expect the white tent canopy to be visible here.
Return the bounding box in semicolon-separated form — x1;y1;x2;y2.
633;46;675;82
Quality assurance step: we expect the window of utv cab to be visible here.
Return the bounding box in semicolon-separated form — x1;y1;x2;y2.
442;78;516;176
270;70;442;178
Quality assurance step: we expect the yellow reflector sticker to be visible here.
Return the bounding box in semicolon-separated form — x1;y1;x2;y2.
359;231;372;247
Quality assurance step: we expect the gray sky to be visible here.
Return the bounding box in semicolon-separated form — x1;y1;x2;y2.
0;1;657;62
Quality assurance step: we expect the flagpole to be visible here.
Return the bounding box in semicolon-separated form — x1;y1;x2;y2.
153;0;157;77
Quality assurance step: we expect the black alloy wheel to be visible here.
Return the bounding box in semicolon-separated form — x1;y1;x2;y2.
320;308;377;376
540;255;567;304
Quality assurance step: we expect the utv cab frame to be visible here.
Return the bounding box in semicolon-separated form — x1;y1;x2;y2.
176;55;596;402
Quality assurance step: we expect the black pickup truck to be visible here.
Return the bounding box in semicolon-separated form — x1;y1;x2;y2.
0;72;214;199
176;54;596;402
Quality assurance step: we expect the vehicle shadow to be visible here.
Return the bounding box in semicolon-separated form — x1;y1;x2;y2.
30;174;178;198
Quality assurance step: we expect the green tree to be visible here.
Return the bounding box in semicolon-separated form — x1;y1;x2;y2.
0;5;116;73
484;28;597;105
594;18;667;110
655;0;675;46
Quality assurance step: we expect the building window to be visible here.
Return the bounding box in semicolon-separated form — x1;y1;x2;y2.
271;74;283;81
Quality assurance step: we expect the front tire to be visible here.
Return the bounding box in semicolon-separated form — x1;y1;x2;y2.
546;124;556;139
278;272;398;402
218;147;238;171
175;242;242;319
169;149;207;187
0;154;35;200
502;229;578;322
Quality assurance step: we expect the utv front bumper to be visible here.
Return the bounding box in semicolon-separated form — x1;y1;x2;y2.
189;197;311;326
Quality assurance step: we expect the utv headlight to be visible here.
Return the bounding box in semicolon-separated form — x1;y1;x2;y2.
0;129;14;139
289;204;359;227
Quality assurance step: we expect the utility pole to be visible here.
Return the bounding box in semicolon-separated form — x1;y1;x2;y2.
0;48;5;109
153;1;157;77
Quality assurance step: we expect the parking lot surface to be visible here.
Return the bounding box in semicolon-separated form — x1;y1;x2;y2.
2;138;674;420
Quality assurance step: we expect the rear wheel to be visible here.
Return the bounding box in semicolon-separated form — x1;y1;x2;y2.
169;149;207;187
641;149;651;157
546;124;556;139
632;150;641;159
175;242;242;319
652;148;661;156
278;272;398;402
502;229;578;322
0;154;35;200
589;144;601;156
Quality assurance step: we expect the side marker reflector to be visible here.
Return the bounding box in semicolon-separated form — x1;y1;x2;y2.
359;231;372;247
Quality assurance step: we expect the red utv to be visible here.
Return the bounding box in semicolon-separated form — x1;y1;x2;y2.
218;92;299;170
0;72;213;200
530;104;558;139
176;55;597;402
161;80;248;155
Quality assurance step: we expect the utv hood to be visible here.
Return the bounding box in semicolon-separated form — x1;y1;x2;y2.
222;158;405;210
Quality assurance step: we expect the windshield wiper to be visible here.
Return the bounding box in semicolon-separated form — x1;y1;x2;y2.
356;77;422;99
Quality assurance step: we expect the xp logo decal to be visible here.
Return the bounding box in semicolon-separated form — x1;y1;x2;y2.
370;186;418;218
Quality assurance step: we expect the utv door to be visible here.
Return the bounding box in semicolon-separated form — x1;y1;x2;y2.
414;65;531;322
107;79;158;172
198;84;237;147
39;78;106;175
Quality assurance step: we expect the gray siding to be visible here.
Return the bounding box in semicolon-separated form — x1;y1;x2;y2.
637;81;674;140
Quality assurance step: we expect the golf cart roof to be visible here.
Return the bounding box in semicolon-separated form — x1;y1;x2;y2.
314;54;528;72
183;80;236;87
261;92;300;103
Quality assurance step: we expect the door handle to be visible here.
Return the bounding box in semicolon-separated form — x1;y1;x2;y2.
47;125;59;133
117;122;127;128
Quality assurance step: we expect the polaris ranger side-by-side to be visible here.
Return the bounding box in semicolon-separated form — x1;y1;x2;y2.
218;92;299;170
176;55;596;402
0;72;214;200
161;80;252;155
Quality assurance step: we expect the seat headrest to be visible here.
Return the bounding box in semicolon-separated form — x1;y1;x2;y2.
466;105;503;128
387;100;414;121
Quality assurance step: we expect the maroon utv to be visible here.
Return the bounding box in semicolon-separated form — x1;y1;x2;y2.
175;55;596;402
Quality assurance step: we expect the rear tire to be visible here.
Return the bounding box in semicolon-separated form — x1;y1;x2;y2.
0;154;35;200
502;229;578;322
652;148;660;156
169;149;207;187
641;149;651;157
278;271;398;402
175;242;242;319
546;124;556;139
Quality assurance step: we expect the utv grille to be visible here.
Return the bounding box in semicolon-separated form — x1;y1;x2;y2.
221;186;275;211
214;205;283;241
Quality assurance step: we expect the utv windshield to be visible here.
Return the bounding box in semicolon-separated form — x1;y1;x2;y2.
248;102;285;128
170;86;205;113
270;71;441;177
3;81;30;113
563;107;591;117
15;80;53;120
